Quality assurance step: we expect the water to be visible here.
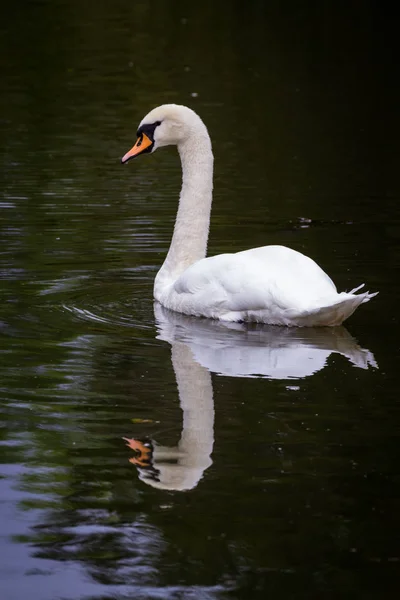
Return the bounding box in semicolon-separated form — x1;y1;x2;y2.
1;1;399;599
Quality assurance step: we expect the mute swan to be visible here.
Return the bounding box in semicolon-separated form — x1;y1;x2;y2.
122;104;377;326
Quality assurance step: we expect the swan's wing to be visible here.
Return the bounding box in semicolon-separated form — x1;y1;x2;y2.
173;245;338;314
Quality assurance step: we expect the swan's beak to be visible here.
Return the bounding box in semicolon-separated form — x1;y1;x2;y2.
121;133;153;163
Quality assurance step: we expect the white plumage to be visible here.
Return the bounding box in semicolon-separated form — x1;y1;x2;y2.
122;104;377;326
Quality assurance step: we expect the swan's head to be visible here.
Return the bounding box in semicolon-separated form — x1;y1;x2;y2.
121;104;206;164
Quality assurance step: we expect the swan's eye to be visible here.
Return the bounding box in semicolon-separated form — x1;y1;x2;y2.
155;120;162;126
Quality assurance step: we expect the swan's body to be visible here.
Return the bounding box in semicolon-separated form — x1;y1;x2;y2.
122;104;377;326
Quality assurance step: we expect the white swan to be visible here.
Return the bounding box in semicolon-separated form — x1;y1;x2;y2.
122;104;377;326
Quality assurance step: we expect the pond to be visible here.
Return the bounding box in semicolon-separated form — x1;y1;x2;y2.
0;2;399;599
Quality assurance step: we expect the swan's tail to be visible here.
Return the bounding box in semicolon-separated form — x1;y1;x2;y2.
288;285;378;327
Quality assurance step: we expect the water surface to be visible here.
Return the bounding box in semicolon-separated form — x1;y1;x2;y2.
1;2;399;599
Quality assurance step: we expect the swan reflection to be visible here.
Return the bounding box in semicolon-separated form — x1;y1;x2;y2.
154;304;377;378
124;304;377;491
124;338;214;491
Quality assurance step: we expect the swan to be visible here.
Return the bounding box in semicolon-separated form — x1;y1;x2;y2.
121;104;377;326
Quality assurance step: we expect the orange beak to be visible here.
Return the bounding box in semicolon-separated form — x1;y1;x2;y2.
121;133;153;163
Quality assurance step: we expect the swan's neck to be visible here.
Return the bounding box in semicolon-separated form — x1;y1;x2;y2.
154;127;213;296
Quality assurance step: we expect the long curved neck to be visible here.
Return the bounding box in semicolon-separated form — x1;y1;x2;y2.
155;126;213;293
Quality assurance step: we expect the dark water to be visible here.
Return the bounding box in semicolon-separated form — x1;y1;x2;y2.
1;1;399;599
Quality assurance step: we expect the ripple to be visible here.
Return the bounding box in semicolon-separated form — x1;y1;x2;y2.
61;299;155;333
